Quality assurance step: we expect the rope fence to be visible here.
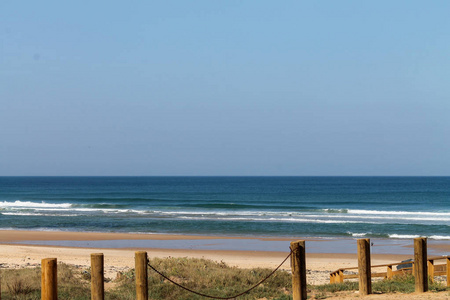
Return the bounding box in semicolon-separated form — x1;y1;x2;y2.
146;249;292;299
15;238;444;300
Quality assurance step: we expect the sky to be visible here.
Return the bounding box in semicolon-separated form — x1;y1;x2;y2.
1;1;449;176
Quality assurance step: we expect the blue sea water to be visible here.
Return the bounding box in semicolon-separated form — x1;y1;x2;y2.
0;176;449;240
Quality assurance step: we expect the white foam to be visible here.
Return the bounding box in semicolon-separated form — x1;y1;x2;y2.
348;232;368;237
348;209;450;216
388;234;421;239
1;212;77;217
0;200;72;209
1;212;44;216
428;235;450;240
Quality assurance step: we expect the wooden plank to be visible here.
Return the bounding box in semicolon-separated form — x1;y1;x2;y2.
434;264;446;272
427;255;450;261
372;272;387;278
392;269;412;276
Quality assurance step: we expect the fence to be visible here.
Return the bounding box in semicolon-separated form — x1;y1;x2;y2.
330;255;450;284
330;237;450;296
0;240;306;300
1;238;448;299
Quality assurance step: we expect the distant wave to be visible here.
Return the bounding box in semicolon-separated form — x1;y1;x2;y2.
428;235;450;240
177;216;365;224
348;232;369;237
323;209;349;213
72;203;131;209
0;200;72;208
1;212;77;217
389;234;450;240
0;201;448;228
347;232;450;240
347;209;450;216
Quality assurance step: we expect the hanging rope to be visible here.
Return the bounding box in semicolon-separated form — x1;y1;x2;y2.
147;250;292;299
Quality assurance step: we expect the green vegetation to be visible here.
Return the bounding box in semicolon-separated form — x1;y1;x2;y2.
112;257;291;300
0;263;90;300
0;259;448;300
311;274;449;299
0;258;291;300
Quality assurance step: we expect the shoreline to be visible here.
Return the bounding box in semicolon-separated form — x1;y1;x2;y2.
1;230;448;285
1;229;449;254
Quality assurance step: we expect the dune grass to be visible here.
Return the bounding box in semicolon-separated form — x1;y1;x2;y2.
0;258;448;299
111;257;291;300
312;274;449;298
0;263;90;300
0;258;291;300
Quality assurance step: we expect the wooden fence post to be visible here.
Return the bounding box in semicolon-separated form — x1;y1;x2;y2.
338;270;344;283
135;251;148;300
41;258;57;300
446;257;450;287
357;238;372;295
427;259;434;283
414;237;428;293
290;240;307;300
387;265;393;279
91;253;104;300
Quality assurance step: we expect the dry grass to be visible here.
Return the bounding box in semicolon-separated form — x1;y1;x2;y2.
0;259;448;300
111;257;291;300
309;274;449;299
0;258;291;300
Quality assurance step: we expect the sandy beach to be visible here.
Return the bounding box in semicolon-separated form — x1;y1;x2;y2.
1;230;449;299
3;230;446;285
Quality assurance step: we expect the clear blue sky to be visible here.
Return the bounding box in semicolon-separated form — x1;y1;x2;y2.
1;1;449;176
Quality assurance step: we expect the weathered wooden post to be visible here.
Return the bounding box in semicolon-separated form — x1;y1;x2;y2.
91;253;104;300
41;258;57;300
446;257;450;287
338;270;344;283
387;265;393;279
290;240;307;300
357;238;372;295
135;251;148;300
414;237;428;293
427;259;434;283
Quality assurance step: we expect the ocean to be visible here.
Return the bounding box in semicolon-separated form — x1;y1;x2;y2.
0;176;449;240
